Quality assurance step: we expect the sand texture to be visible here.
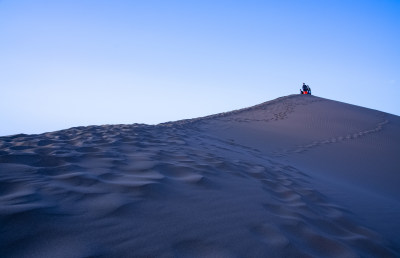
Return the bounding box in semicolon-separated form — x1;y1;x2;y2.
1;95;399;257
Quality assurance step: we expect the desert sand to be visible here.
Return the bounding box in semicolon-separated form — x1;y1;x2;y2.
1;94;399;257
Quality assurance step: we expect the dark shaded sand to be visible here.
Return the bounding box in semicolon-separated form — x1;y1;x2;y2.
1;95;399;257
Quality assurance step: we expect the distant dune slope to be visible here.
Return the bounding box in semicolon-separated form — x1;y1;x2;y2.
190;95;400;198
0;95;399;257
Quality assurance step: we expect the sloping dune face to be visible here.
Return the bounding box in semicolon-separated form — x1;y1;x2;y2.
0;95;399;257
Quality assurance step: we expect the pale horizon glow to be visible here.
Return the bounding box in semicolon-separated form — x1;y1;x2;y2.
1;0;399;136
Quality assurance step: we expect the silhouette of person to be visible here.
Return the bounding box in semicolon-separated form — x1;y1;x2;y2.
302;83;308;92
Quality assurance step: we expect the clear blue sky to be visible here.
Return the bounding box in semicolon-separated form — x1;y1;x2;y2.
1;0;399;136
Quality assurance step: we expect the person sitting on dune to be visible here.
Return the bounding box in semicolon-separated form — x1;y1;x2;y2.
302;83;308;92
300;83;311;95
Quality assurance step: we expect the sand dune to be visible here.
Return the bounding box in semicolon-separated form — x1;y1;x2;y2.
1;95;399;257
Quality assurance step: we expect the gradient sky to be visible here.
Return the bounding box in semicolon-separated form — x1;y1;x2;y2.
1;0;399;136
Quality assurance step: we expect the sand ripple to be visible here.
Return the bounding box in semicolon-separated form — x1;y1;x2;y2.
0;99;398;257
